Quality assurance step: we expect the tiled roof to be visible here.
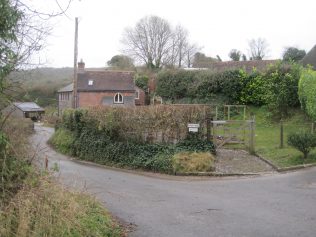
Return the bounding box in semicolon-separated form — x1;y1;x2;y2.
194;60;278;72
77;70;135;92
13;102;45;112
58;83;73;92
302;45;316;70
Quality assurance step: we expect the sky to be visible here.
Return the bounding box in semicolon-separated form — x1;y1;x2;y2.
31;0;316;68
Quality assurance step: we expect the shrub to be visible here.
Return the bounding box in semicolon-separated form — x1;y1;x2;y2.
263;62;301;119
48;128;75;155
298;68;316;120
287;132;316;159
172;152;215;173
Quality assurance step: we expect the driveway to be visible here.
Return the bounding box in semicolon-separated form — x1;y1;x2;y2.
32;125;316;237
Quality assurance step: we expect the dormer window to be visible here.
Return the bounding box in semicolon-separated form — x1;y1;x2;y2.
114;93;123;104
88;80;93;86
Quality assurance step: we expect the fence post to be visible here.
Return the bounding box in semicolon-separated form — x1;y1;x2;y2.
280;120;284;149
249;117;255;155
206;117;211;141
227;106;231;120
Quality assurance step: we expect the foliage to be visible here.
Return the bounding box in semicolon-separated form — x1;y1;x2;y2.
107;54;134;69
192;52;218;68
135;74;149;91
48;128;75;155
172;152;215;173
263;62;301;119
283;47;306;62
51;106;216;173
0;118;34;203
287;132;316;159
156;69;245;103
228;49;242;61
238;70;266;105
0;177;122;237
298;69;316;120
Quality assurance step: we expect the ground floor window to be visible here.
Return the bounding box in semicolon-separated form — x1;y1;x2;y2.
114;93;123;103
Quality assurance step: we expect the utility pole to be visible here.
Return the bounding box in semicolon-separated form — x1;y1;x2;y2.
73;17;78;108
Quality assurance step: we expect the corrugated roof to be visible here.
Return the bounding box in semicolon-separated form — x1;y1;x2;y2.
77;71;135;92
13;102;45;112
58;83;74;92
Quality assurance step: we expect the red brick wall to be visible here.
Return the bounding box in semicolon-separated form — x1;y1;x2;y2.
135;88;146;106
78;91;135;107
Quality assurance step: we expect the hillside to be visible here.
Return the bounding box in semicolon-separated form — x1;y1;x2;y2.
7;67;73;107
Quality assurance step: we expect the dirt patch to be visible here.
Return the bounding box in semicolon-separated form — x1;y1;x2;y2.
215;149;275;174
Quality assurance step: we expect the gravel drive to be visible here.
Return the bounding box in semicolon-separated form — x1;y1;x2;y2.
216;149;275;173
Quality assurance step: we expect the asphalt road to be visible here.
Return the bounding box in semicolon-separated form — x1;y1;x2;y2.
32;125;316;237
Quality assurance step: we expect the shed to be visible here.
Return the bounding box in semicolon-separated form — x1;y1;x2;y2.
2;102;45;121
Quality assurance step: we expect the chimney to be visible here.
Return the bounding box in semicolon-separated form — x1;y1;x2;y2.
78;59;85;73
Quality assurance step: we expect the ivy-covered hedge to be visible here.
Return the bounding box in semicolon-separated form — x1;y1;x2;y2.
298;69;316;120
50;108;216;173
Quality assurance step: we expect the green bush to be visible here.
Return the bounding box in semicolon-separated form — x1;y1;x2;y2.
287;132;316;159
48;128;75;155
298;69;316;120
263;62;301;119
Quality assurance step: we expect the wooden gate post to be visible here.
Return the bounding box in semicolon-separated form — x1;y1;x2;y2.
280;120;284;149
249;118;255;155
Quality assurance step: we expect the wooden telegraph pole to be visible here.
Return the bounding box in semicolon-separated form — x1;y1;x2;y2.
73;17;79;108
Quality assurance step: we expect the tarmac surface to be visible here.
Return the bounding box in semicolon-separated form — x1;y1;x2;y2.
32;124;316;237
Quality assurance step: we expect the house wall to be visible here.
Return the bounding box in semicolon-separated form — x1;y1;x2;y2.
135;88;146;106
78;91;135;107
2;105;24;118
58;92;73;115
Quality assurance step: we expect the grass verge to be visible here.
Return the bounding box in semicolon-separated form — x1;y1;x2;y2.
0;176;123;237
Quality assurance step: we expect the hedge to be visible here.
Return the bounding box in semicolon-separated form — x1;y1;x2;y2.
298;69;316;120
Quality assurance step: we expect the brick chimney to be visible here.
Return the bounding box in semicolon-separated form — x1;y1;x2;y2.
78;59;85;73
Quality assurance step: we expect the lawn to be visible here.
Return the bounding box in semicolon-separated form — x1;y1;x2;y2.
220;106;316;168
250;107;316;168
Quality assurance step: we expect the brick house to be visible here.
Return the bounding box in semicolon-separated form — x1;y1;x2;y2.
57;61;145;115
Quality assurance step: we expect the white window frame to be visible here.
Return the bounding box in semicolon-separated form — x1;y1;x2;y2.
88;80;93;86
114;93;123;104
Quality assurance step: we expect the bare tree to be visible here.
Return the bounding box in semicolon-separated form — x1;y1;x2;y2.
248;38;269;60
122;16;173;69
183;43;200;68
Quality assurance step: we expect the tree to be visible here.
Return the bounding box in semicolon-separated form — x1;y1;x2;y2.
184;43;200;68
107;55;134;69
248;38;269;60
228;49;241;61
169;25;189;68
192;52;217;68
242;54;247;61
282;47;306;62
122;15;173;69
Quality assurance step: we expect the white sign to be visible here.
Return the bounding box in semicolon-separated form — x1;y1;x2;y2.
187;123;200;128
188;123;200;133
189;127;198;132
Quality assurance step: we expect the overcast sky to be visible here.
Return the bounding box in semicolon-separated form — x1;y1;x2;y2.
33;0;316;68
